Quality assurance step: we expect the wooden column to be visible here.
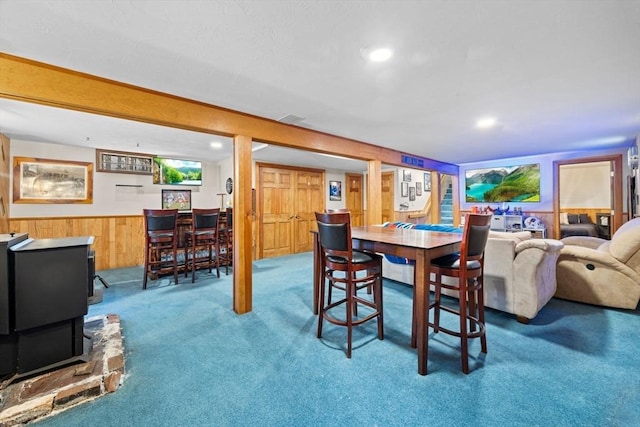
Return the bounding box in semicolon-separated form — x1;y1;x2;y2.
233;135;252;314
366;160;382;225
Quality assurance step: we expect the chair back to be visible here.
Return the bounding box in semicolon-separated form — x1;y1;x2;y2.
192;208;220;231
144;209;178;234
315;212;352;256
461;214;492;262
225;208;233;230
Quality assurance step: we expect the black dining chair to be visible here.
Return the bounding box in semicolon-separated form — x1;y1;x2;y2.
314;211;384;358
184;208;221;282
420;213;492;374
143;209;179;289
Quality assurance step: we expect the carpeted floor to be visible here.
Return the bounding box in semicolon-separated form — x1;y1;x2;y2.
31;251;640;427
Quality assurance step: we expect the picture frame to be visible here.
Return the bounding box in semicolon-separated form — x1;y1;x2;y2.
13;156;93;204
424;172;431;191
401;181;409;197
329;180;342;201
409;186;416;201
403;169;412;182
416;182;422;196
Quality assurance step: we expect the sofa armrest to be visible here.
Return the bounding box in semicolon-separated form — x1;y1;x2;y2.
559;245;638;277
515;238;564;255
561;236;607;250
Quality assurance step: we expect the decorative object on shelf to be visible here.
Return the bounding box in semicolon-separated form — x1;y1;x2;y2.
13;156;93;204
96;149;152;175
524;216;544;229
225;177;233;194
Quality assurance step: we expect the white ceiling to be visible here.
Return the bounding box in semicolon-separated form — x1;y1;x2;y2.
0;0;639;169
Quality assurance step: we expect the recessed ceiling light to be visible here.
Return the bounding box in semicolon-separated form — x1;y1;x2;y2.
368;47;393;62
210;141;223;149
476;117;497;129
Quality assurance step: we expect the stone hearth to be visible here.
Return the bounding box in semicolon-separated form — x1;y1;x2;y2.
0;314;125;426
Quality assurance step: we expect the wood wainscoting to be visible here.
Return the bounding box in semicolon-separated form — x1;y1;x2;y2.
9;215;145;271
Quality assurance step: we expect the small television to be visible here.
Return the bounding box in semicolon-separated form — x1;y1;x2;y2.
153;156;202;186
465;163;540;203
161;189;192;212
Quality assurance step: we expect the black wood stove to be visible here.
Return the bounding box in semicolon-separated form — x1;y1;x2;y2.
0;233;94;381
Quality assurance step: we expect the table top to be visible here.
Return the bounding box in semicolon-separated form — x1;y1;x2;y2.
350;225;462;250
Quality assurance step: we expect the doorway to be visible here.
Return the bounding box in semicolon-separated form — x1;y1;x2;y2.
345;173;364;226
257;163;324;259
553;154;623;239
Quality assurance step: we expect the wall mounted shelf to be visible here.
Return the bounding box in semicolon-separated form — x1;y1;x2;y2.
96;149;153;175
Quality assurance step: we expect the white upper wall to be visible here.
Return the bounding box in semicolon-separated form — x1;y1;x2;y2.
10;139;223;218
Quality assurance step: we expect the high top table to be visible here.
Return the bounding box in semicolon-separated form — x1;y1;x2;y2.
312;225;462;376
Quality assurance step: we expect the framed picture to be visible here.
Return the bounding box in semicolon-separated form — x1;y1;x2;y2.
416;182;422;196
424;172;431;191
403;169;412;182
409;186;416;201
329;180;342;201
13;156;93;204
401;181;409;197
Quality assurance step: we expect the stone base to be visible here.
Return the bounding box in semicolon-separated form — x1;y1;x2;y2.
0;314;125;426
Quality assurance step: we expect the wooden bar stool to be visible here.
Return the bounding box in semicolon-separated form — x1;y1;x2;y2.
143;209;179;289
218;208;233;275
420;213;492;373
315;211;384;358
184;208;221;282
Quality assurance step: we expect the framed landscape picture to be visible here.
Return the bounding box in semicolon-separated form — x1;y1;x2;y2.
13;156;93;204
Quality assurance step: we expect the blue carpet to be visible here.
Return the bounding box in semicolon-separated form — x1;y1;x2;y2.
34;252;639;426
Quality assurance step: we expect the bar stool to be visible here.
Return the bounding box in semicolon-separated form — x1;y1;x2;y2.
423;213;492;373
315;211;384;358
218;208;233;275
184;208;221;282
143;209;179;289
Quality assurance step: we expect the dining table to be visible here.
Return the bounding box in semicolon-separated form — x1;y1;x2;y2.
312;225;462;376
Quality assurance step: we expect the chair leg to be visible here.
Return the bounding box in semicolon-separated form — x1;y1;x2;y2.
317;272;326;339
346;279;353;359
191;241;197;283
432;273;442;333
458;276;469;374
478;276;487;354
143;246;149;290
376;275;384;340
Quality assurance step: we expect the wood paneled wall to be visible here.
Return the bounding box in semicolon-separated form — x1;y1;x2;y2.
559;207;610;224
9;216;145;271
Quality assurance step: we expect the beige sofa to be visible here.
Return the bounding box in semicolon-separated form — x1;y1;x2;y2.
382;227;564;322
555;217;640;309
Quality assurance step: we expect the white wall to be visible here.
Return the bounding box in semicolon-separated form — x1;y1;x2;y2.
394;167;432;211
459;146;630;213
10;139;222;217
